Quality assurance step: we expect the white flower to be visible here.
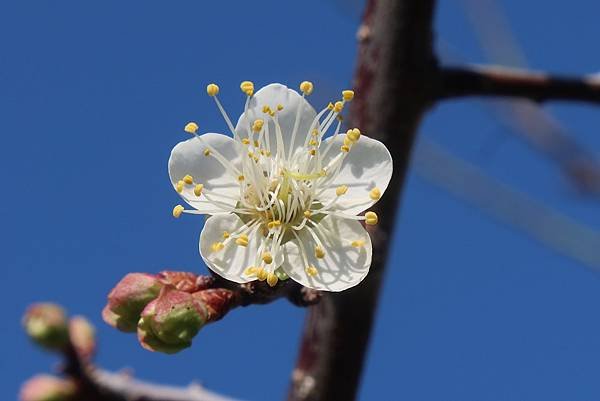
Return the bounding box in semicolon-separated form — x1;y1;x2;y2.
168;82;393;291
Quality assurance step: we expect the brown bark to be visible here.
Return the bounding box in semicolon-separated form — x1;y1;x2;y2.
287;1;439;400
439;65;600;103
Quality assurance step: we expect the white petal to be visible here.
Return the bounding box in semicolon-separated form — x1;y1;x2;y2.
318;134;393;215
235;83;317;159
281;216;372;291
199;214;260;283
168;133;242;212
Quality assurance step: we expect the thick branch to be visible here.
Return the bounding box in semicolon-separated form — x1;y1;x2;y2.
287;1;438;400
439;65;600;103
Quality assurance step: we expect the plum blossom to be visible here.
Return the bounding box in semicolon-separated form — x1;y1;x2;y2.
169;82;392;291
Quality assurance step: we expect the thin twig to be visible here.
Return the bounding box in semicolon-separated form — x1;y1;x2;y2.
438;65;600;104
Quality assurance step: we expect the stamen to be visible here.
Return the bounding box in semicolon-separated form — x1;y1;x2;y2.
299;81;314;95
194;184;204;196
211;242;225;252
256;267;268;281
172;205;184;218
235;234;249;247
342;90;355;101
369;187;381;200
314;245;325;259
351;239;365;248
305;265;318;277
266;272;278;287
184;122;199;134
240;81;254;96
176;180;184;193
335;185;348;196
347;128;361;143
244;266;257;276
206;83;219;97
183;175;194;184
262;252;273;264
365;211;378;225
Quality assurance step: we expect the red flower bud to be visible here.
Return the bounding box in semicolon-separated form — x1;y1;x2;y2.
103;273;163;332
69;316;96;360
193;288;238;322
23;304;69;351
137;287;208;354
19;375;76;401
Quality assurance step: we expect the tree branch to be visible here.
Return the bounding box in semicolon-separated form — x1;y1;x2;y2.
286;1;438;400
439;64;600;103
63;342;242;401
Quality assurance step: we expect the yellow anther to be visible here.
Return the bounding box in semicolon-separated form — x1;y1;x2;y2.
262;105;272;114
266;272;278;287
253;140;259;147
256;267;268;281
303;210;312;219
311;128;319;136
206;83;219;97
299;81;314;95
238;175;245;182
365;211;378;225
336;185;348;196
315;246;325;259
184;122;199;134
247;152;254;159
342;90;355;101
341;145;350;153
333;101;344;113
327;102;334;110
252;119;264;132
309;139;318;146
262;252;273;264
242;138;250;145
343;136;353;147
305;265;318;277
309;149;316;156
211;242;225;252
277;104;284;111
369;187;381;200
267;220;281;230
183;174;194;185
203;148;211;156
265;150;272;157
319;169;327;177
193;184;204;197
240;81;254;96
172;205;184;218
235;234;249;247
347;128;361;142
244;266;257;276
176;180;184;193
351;239;365;248
223;231;230;239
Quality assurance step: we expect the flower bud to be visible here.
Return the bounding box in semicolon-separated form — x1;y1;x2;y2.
137;287;207;354
192;288;237;322
158;271;202;293
19;375;76;401
102;273;163;332
23;304;69;351
69;316;96;360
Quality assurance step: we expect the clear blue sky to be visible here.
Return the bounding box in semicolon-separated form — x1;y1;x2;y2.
3;1;600;400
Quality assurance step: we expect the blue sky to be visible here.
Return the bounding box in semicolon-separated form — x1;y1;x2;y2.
3;1;600;400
